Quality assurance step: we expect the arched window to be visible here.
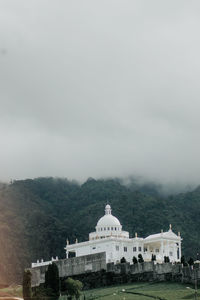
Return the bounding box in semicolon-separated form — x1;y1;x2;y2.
107;227;110;230
111;227;113;230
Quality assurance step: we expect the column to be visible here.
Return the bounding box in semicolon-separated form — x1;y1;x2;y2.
161;240;164;261
166;240;169;258
173;243;176;262
179;241;181;260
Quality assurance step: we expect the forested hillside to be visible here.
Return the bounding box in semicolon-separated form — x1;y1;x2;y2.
0;177;199;284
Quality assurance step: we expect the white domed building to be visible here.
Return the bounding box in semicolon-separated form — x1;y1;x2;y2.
64;204;182;264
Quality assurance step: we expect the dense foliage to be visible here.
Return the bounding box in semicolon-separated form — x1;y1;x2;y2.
0;177;200;284
22;270;32;300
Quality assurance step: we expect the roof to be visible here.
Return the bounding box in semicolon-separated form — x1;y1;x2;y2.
145;230;180;241
97;214;121;227
96;204;121;227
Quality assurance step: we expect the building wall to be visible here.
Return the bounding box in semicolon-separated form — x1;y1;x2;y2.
66;237;145;264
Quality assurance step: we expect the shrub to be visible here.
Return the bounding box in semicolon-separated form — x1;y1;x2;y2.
120;257;126;263
138;254;144;263
64;277;83;299
151;254;156;261
188;257;194;266
132;256;138;264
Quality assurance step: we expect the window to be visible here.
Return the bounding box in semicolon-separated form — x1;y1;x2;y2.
92;247;96;250
101;228;103;231
115;227;117;230
104;227;106;231
107;227;110;230
124;247;127;252
169;251;173;256
111;227;113;230
116;245;119;251
133;247;137;252
156;249;159;253
144;247;147;252
138;247;141;252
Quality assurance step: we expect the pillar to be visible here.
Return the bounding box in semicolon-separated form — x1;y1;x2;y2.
179;241;181;260
166;240;169;257
173;243;176;262
161;240;164;261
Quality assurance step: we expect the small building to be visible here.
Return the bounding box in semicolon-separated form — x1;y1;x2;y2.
64;204;182;264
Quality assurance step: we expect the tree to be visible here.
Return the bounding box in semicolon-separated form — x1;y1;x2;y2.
65;277;83;299
164;256;170;263
132;256;138;264
181;255;188;266
188;257;194;266
138;254;144;263
44;263;60;299
120;257;126;263
22;269;32;300
151;254;156;261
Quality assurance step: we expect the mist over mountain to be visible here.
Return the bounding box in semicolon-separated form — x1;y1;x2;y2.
0;176;199;284
1;1;200;184
119;176;196;197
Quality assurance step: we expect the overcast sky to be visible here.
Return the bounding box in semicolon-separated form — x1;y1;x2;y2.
0;0;200;184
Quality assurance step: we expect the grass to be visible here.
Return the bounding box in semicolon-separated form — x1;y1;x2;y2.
80;282;200;300
0;285;22;298
1;281;197;300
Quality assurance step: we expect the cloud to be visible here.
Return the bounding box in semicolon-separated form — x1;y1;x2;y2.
0;0;200;184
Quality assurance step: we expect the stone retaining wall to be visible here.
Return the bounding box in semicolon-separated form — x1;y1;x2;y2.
31;252;106;287
30;252;200;289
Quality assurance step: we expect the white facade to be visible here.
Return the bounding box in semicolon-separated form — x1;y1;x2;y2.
65;205;182;264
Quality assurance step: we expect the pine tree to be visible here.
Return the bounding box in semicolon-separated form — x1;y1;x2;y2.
181;255;188;266
151;254;156;261
138;254;144;263
44;263;60;299
164;256;170;263
132;256;138;264
22;269;32;300
188;257;194;266
120;257;126;263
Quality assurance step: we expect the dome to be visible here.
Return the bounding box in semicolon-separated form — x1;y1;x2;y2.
97;214;121;227
96;204;121;227
105;204;111;210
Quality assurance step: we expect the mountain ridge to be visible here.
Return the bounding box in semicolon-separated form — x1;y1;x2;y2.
0;177;199;284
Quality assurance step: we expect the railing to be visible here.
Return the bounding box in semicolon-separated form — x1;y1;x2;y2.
31;256;59;268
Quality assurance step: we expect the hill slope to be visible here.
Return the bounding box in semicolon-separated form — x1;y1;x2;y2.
0;177;199;284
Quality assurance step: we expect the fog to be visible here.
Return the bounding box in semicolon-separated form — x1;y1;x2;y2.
0;0;200;185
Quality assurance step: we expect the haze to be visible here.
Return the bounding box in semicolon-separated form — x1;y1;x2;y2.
0;0;200;185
